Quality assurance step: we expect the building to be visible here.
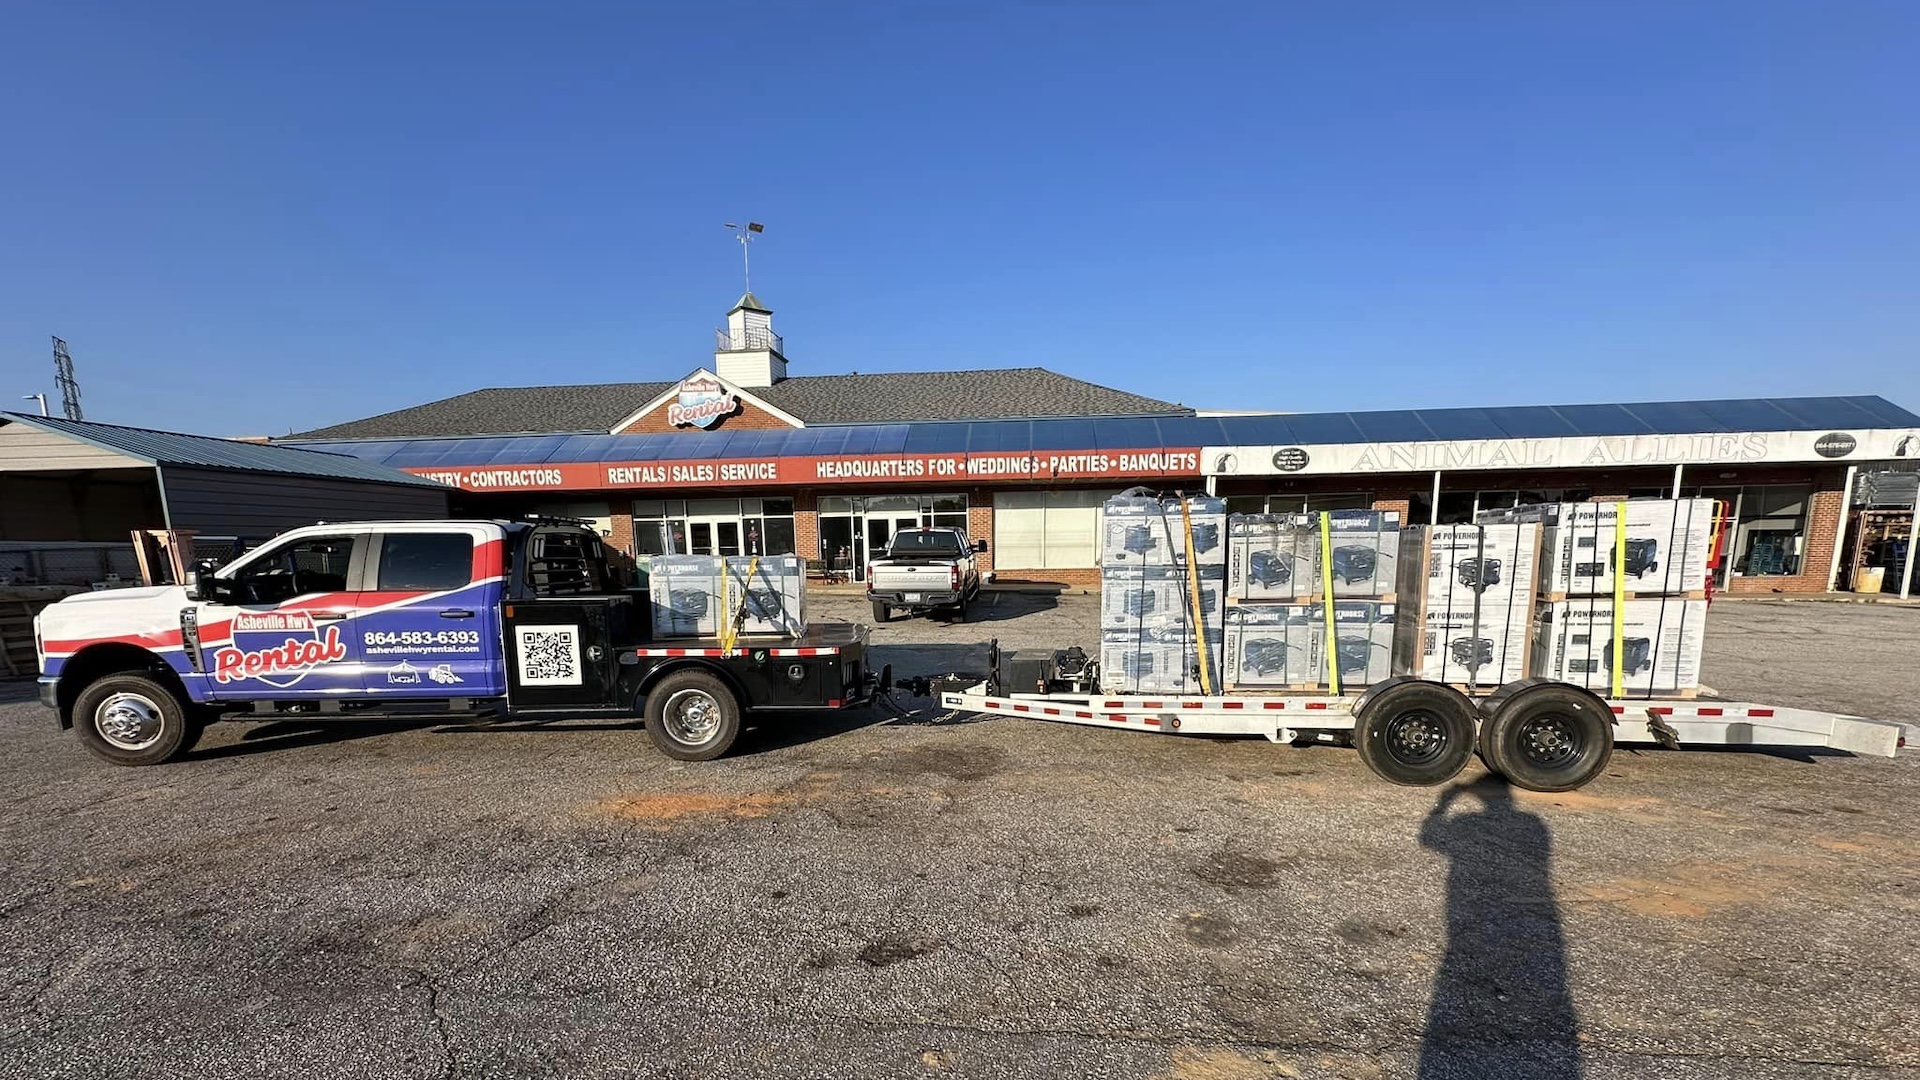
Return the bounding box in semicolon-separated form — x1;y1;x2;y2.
0;412;449;584
286;294;1920;594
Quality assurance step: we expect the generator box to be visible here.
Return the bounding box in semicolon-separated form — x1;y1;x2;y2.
1223;600;1395;690
1099;565;1222;638
1393;598;1533;687
1319;510;1401;598
722;555;808;637
1396;522;1541;612
1481;499;1714;596
1532;597;1707;696
648;555;723;638
1102;496;1228;573
1227;514;1314;600
1098;627;1226;696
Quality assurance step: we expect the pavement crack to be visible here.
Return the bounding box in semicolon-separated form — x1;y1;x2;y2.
406;967;457;1080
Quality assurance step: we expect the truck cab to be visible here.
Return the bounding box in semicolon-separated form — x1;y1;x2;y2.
865;527;985;622
37;520;873;767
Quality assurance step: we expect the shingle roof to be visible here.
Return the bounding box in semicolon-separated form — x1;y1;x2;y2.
1;413;448;488
290;368;1188;439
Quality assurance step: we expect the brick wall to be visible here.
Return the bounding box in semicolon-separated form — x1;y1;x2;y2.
1726;485;1845;594
967;490;995;576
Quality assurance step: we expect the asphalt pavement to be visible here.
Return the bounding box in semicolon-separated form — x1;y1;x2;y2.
1;594;1915;1079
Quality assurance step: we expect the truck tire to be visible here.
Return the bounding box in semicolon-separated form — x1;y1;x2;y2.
644;669;743;762
1353;681;1476;787
870;600;890;624
72;674;196;767
951;594;969;623
1479;685;1613;792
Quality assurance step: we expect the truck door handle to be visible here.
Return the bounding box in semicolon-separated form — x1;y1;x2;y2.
311;612;348;622
441;609;475;619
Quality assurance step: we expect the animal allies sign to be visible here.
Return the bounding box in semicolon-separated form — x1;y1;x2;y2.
406;449;1203;491
666;377;740;429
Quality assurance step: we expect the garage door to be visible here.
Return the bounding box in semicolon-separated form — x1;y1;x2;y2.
993;490;1118;570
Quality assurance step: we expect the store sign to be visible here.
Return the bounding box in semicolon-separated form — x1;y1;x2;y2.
666;377;739;429
405;449;1202;492
1204;429;1917;477
1814;432;1857;458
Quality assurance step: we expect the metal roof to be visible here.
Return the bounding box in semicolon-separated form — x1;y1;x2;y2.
1;413;449;488
283;396;1920;471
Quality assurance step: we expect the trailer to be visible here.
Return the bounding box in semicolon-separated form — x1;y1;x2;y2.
927;644;1906;792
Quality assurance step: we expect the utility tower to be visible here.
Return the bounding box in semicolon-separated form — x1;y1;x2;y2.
52;336;83;420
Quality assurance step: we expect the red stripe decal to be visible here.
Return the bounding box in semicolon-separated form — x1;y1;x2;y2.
472;538;505;580
1611;706;1626;714
1012;704;1030;713
1075;711;1093;719
1263;701;1285;709
1042;707;1060;716
1697;707;1723;717
1183;701;1203;709
1144;717;1161;726
826;699;841;708
1104;701;1123;708
1749;708;1774;718
1143;701;1163;709
1306;702;1328;710
1222;701;1244;710
1650;708;1673;715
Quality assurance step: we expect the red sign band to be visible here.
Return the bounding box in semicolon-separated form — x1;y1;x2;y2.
406;449;1202;491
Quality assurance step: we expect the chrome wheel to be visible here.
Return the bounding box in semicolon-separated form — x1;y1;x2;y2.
661;688;722;746
96;693;165;751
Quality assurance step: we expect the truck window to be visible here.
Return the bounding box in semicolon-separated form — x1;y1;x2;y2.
888;531;963;556
230;536;357;605
527;530;606;596
377;533;473;591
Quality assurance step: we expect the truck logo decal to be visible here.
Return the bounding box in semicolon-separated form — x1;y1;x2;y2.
667;377;739;429
212;616;348;687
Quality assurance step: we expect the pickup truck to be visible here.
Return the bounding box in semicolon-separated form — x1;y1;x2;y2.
866;527;986;622
35;519;875;767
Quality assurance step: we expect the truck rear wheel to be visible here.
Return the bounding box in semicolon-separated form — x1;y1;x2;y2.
72;674;197;767
1353;681;1476;787
644;670;743;761
1479;685;1613;792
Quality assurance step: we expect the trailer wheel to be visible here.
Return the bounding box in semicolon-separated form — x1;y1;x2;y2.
1353;681;1476;787
870;600;890;624
644;670;743;761
1479;685;1613;792
72;674;195;767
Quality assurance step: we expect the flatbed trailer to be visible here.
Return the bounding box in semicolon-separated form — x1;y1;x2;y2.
932;646;1906;791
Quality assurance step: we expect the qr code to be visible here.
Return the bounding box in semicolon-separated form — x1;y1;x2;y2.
515;625;582;686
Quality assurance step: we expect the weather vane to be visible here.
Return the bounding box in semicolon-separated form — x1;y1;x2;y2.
723;221;765;293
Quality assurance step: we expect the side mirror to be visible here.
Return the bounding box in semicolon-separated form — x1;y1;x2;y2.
973;539;989;554
185;560;223;602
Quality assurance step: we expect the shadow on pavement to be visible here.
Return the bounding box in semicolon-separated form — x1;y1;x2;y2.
1417;776;1582;1079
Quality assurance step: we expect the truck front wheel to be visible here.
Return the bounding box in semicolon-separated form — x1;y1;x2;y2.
643;670;743;761
72;674;199;767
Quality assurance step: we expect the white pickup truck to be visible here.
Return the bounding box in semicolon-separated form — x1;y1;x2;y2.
866;527;985;623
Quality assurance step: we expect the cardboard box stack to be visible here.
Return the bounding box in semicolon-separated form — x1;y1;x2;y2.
1393;522;1542;687
1222;510;1401;690
649;554;809;639
1478;499;1715;697
1099;495;1226;695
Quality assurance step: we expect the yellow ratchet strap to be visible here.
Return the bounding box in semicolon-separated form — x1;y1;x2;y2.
1611;503;1627;698
1320;511;1340;694
1180;498;1215;695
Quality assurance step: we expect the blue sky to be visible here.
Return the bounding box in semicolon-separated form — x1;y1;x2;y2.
3;1;1915;436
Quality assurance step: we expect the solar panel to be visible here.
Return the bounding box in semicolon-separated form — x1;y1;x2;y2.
902;423;972;453
1549;403;1654;437
1479;406;1582;440
1348;410;1438;442
1411;408;1508;441
1278;412;1366;444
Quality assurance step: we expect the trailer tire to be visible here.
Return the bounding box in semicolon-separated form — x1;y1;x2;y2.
72;674;196;767
1353;681;1477;787
1479;685;1613;792
644;670;743;761
870;601;890;624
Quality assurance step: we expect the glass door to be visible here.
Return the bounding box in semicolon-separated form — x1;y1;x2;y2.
865;515;920;569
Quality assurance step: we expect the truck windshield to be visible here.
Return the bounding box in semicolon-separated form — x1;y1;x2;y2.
888;531;962;557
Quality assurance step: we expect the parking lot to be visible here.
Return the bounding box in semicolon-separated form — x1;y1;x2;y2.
1;594;1916;1080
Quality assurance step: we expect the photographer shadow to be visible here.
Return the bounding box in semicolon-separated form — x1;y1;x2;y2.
1417;776;1582;1079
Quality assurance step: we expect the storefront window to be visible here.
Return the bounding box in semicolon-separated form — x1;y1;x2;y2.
632;498;796;558
1225;494;1373;515
814;494;970;577
1728;484;1811;578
